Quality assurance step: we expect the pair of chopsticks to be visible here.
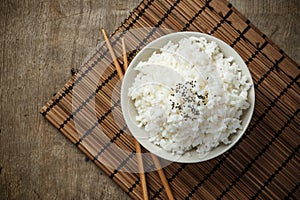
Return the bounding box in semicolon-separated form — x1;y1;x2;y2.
101;29;174;200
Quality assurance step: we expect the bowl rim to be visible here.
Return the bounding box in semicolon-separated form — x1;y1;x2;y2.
121;31;255;163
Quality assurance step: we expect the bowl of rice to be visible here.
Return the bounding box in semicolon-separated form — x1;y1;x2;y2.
121;32;255;163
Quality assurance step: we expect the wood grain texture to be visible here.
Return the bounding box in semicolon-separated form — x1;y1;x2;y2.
0;0;299;199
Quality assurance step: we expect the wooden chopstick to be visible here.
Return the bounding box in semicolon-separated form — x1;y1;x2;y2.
102;29;148;200
101;29;124;80
151;154;174;200
121;38;128;71
134;138;148;200
102;29;174;200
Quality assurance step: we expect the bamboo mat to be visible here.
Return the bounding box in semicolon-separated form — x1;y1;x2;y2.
40;0;300;199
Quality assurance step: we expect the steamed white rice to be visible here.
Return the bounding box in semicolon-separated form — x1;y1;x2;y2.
128;36;251;155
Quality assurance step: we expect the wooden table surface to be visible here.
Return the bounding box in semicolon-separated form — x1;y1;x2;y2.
0;0;299;199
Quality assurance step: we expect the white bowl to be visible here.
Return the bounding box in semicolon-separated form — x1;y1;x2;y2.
121;32;255;163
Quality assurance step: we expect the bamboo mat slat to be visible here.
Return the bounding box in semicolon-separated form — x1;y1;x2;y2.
40;0;300;199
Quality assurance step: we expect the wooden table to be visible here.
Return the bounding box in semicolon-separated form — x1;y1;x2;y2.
0;0;299;199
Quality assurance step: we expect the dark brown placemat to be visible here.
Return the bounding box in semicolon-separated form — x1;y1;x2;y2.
40;0;300;199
